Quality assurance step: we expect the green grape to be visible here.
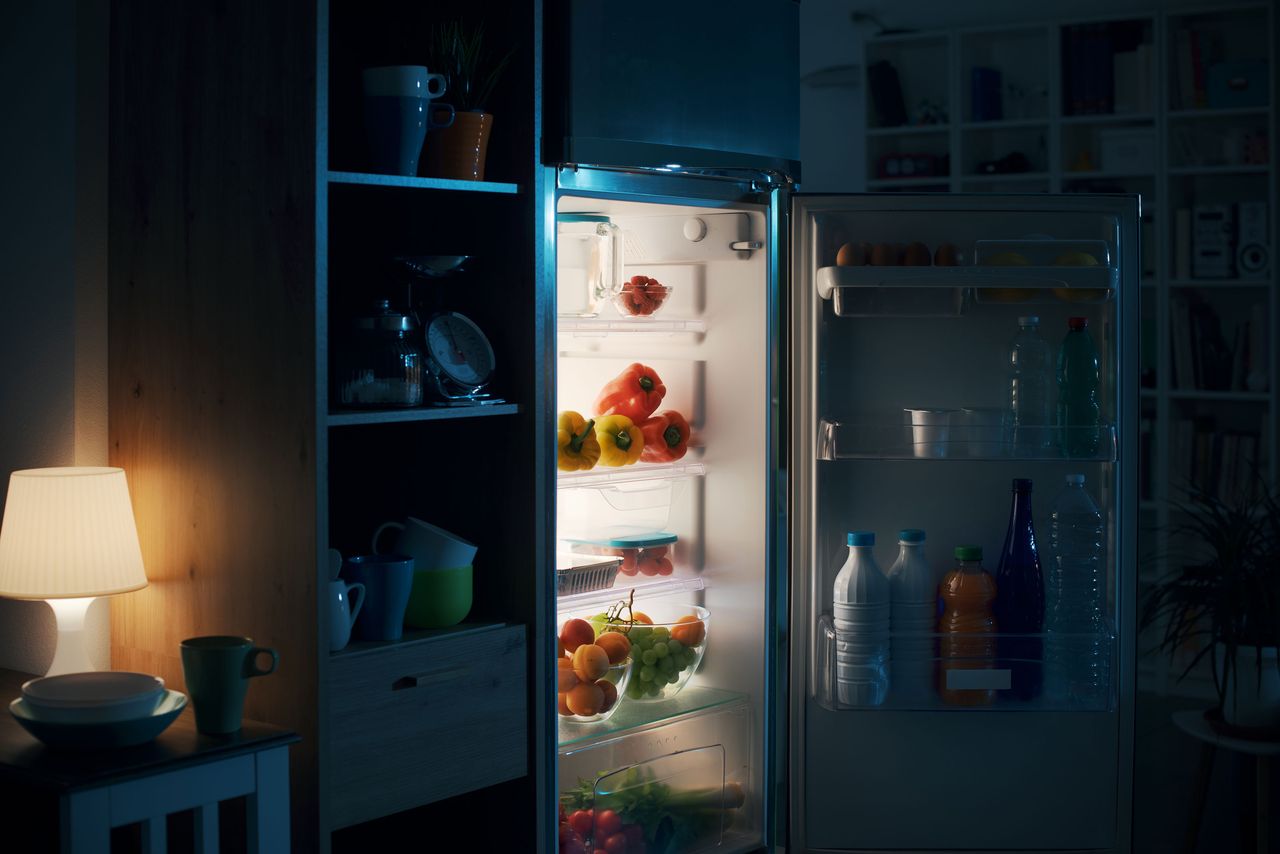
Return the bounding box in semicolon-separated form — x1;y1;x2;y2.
631;627;652;645
646;682;662;697
653;642;669;658
626;679;643;699
640;665;656;682
642;649;657;666
659;656;675;674
667;671;680;684
667;639;683;655
652;627;670;642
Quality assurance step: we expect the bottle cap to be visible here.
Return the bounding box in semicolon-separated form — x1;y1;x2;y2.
1065;473;1085;485
1017;315;1040;326
1012;478;1033;492
1068;316;1088;330
954;545;982;561
898;529;926;543
847;531;875;547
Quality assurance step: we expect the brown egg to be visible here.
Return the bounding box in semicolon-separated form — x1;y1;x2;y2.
934;243;960;266
836;241;868;266
870;243;898;265
903;242;932;266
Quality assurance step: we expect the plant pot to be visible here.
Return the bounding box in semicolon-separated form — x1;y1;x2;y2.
425;109;492;181
1222;646;1280;730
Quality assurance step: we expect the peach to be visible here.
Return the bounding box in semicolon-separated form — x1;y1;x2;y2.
559;618;595;653
597;679;619;713
572;643;609;682
566;681;604;716
557;658;581;692
671;615;705;646
595;631;631;665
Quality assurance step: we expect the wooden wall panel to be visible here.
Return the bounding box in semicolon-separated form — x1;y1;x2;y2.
107;1;318;849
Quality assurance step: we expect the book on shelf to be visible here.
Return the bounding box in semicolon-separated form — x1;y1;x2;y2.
1172;28;1208;110
1174;208;1191;281
1169;296;1263;392
1112;44;1153;114
1171;417;1262;503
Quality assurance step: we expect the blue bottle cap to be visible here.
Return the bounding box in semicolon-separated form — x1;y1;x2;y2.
898;529;926;543
1065;474;1085;485
847;531;875;547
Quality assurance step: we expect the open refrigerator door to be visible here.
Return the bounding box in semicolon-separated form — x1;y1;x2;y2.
552;179;775;854
789;194;1139;852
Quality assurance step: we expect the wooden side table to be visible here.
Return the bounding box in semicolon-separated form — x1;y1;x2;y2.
1173;708;1280;854
0;668;299;853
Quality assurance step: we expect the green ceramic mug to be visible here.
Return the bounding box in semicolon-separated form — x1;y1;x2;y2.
180;636;278;735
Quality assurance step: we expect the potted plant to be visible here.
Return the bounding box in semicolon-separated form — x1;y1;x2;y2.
1141;480;1280;732
424;21;513;181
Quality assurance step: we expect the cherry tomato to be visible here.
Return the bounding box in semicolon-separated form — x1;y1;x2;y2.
560;840;588;854
559;822;579;845
655;557;673;576
604;832;628;853
569;809;593;837
595;808;623;838
622;824;645;849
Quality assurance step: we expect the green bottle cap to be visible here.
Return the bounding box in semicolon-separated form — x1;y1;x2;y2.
954;545;983;561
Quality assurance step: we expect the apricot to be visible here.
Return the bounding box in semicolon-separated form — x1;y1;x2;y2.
566;681;604;716
572;643;610;682
559;618;595;653
557;658;580;692
671;615;705;647
595;631;631;665
632;612;653;625
557;693;573;716
557;637;566;658
597;679;619;713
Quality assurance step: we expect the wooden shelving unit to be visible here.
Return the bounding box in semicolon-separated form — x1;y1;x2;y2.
862;2;1277;702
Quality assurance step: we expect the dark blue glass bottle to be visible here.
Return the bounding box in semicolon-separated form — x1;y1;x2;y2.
995;478;1046;701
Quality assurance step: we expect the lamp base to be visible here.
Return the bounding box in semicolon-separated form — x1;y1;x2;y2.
46;597;98;676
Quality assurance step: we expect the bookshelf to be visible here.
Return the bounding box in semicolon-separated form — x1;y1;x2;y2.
862;2;1276;701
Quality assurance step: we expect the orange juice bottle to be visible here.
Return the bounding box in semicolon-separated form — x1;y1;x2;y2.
938;545;998;706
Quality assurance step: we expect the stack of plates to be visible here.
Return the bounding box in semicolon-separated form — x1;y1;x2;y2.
9;672;187;749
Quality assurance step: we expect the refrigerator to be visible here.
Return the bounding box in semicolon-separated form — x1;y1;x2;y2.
550;179;1138;854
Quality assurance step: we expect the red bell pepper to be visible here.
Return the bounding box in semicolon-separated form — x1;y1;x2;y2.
594;363;666;422
639;410;691;463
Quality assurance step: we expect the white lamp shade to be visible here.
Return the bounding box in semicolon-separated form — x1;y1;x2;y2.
0;467;148;599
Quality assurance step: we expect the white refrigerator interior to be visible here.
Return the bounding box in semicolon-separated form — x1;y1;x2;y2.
555;196;770;854
790;195;1137;852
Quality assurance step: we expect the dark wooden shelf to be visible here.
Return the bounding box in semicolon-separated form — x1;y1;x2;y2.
327;170;520;194
331;621;510;660
327;403;520;427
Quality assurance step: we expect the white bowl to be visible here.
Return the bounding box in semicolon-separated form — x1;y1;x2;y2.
22;672;165;724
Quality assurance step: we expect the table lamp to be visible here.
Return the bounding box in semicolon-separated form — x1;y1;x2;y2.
0;467;148;675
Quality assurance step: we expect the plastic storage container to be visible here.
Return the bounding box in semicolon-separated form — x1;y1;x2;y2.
558;695;756;852
568;532;678;580
557;214;622;317
558;474;692;540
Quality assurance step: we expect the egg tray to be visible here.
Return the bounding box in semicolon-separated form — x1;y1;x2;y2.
556;558;622;596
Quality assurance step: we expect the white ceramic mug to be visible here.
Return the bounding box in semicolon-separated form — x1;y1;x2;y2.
328;579;366;652
372;516;477;571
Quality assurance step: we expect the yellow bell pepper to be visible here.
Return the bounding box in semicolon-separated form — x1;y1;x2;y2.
558;411;601;472
594;414;644;467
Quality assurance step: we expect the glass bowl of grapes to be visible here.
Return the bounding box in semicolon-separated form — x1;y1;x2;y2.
572;597;709;703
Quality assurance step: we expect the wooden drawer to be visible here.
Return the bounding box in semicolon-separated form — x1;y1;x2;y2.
327;624;527;829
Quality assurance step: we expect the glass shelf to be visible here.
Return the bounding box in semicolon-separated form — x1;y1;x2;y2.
558;461;706;490
558;317;707;338
557;575;706;613
558;686;747;749
817;417;1118;462
817;263;1118;300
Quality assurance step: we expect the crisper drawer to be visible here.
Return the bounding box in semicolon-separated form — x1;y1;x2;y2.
328;624;527;829
558;694;759;854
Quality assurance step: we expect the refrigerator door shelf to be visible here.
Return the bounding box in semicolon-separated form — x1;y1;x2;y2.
817;265;1117;310
817;416;1118;462
814;614;1116;713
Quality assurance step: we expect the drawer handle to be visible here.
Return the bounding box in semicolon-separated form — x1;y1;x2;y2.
392;667;469;691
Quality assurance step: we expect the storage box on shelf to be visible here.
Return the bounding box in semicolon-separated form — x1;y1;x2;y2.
558;694;758;853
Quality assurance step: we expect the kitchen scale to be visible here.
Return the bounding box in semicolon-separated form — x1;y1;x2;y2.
421;311;504;406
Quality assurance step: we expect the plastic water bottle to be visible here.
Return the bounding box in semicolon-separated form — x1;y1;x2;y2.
1009;316;1053;454
832;531;890;707
1045;474;1108;706
995;478;1046;702
888;529;934;702
1057;317;1102;457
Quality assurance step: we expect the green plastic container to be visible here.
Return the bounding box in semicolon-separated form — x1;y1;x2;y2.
404;564;473;629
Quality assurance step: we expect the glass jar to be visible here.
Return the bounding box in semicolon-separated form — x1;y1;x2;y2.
557;213;622;317
336;299;425;407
